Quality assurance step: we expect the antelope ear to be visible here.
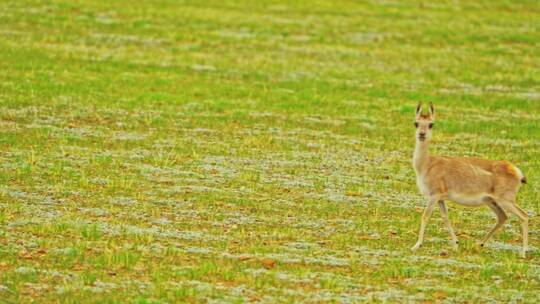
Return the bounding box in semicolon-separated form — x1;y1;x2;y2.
429;102;435;119
416;102;423;118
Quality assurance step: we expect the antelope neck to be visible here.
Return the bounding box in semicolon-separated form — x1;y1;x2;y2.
413;139;430;175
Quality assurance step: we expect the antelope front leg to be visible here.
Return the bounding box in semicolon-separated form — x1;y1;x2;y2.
411;198;438;251
438;201;458;250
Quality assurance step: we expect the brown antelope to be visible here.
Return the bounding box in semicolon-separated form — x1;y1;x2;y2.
411;102;529;257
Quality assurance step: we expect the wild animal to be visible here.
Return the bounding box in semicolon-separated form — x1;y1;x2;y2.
411;102;529;258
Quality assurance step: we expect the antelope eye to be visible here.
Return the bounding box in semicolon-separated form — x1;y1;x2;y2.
429;123;434;129
414;122;419;128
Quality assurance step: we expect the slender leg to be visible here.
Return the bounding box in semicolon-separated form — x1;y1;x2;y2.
499;202;528;258
479;202;507;246
411;198;438;251
438;201;458;250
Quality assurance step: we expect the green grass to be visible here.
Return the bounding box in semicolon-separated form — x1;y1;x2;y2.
0;0;539;302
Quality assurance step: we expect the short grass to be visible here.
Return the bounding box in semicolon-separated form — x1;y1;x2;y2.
1;0;540;303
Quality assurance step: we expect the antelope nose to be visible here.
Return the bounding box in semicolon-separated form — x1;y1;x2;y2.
419;132;426;137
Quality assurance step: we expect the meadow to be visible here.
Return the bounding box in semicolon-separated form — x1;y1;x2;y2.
0;0;539;302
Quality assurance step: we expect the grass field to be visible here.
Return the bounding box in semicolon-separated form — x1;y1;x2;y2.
1;0;539;302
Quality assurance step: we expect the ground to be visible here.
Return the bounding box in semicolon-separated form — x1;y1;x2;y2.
0;0;539;303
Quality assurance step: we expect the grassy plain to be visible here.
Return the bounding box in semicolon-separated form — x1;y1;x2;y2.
0;0;539;302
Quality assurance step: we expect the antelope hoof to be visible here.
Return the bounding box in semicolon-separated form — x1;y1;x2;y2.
450;242;459;251
520;250;527;259
411;243;422;252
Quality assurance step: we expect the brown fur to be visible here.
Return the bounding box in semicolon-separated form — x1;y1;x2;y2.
411;102;529;258
423;157;522;200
